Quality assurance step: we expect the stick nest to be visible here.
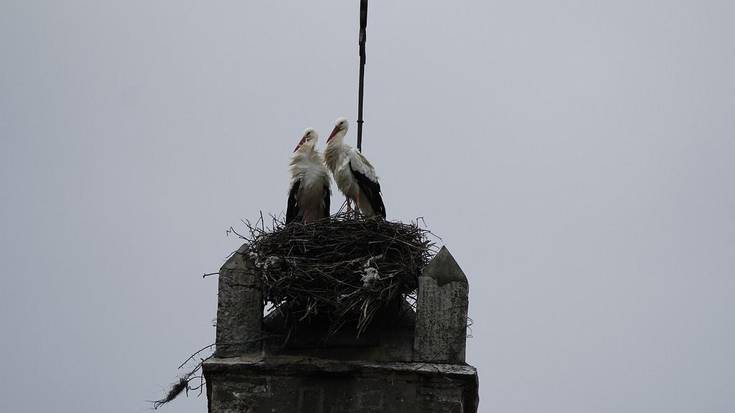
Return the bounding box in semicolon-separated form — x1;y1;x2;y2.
235;213;437;337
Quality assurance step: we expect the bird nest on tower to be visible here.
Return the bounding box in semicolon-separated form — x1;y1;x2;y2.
233;212;436;338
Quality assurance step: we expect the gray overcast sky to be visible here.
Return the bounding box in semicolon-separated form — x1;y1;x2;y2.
1;1;734;412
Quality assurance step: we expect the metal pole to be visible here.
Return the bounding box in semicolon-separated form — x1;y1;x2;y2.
357;0;368;152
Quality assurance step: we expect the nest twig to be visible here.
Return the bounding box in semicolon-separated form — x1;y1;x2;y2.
151;362;206;409
235;212;437;338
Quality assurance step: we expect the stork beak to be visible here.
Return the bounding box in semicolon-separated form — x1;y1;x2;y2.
327;126;340;142
293;136;307;152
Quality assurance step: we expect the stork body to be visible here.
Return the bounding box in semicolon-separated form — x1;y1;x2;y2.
324;118;386;218
287;129;331;224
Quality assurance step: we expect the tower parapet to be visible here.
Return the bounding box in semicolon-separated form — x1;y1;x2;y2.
204;244;479;412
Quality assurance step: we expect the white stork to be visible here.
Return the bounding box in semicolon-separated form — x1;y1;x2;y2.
286;128;331;224
324;117;386;218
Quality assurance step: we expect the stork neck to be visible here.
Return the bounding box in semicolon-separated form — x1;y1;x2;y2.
324;138;348;172
291;145;318;163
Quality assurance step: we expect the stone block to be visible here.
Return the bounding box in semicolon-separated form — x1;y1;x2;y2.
414;246;469;363
215;244;263;357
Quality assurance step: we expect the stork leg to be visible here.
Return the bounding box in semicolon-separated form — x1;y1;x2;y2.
345;198;360;219
352;198;361;219
346;198;353;214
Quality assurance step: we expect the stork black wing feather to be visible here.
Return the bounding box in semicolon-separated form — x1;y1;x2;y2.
286;180;301;224
349;161;386;218
322;185;331;219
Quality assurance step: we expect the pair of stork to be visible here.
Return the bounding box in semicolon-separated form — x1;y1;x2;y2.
286;117;386;224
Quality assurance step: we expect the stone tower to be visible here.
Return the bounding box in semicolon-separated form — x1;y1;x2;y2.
203;245;479;412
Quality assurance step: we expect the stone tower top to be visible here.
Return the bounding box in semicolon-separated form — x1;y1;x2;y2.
203;244;479;412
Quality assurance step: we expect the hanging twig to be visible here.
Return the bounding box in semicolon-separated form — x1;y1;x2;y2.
177;343;216;369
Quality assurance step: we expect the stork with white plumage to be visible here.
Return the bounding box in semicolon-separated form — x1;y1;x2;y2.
324;118;386;218
286;128;331;224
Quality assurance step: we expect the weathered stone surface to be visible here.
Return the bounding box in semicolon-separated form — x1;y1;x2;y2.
203;355;479;413
414;246;469;363
215;244;263;357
